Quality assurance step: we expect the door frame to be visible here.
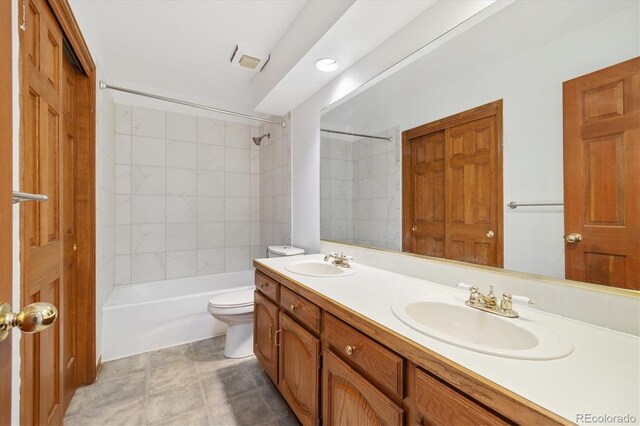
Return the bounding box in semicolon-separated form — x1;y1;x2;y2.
402;100;504;267
1;0;14;423
46;0;98;387
17;1;97;420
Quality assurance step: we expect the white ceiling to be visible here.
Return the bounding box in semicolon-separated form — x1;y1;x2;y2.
70;0;437;118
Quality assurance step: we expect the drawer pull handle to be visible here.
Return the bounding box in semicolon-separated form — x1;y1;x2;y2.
273;329;281;347
258;282;268;288
345;345;356;356
290;304;299;312
268;324;274;339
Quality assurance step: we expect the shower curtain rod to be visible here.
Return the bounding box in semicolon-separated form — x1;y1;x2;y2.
99;81;286;128
321;128;392;141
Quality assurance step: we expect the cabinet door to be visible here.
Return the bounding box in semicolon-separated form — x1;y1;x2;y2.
323;351;403;426
278;312;320;426
415;367;510;426
254;291;278;383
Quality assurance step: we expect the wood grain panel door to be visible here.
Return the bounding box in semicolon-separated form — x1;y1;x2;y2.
402;131;445;257
563;57;640;290
62;52;78;410
254;291;278;384
403;101;503;267
277;312;319;426
0;0;14;422
19;0;65;423
414;367;509;426
322;351;403;426
445;115;501;267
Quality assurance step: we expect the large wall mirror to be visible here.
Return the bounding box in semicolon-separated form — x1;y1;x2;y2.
320;0;639;291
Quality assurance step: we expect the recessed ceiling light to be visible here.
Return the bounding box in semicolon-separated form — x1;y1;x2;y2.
315;58;339;72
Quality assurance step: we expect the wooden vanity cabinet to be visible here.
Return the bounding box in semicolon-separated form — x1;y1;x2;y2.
253;290;279;384
254;271;321;426
254;265;566;426
413;367;511;426
323;351;403;426
278;311;320;426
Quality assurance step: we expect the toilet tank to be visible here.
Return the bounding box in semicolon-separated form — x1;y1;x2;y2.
268;245;305;258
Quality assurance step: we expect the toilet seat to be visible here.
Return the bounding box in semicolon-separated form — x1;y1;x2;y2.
208;287;253;307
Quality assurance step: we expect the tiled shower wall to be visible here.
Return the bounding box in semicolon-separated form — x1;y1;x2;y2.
320;128;401;250
352;128;401;250
113;105;261;285
320;136;354;242
259;116;292;251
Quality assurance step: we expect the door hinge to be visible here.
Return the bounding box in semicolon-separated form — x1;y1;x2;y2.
319;352;323;370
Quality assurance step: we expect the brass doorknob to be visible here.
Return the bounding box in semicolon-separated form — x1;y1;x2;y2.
290;304;299;312
486;230;495;238
411;225;417;232
0;302;58;342
565;233;582;244
345;345;356;356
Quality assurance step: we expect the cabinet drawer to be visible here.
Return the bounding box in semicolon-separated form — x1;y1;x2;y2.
280;286;321;334
255;271;279;302
324;313;403;400
415;367;510;426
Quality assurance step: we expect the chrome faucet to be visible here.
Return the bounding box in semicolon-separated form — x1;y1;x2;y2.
457;283;533;318
324;252;353;268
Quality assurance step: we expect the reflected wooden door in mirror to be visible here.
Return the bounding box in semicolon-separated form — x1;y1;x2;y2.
563;57;640;290
402;101;503;267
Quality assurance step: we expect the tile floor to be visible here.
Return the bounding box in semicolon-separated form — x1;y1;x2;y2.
64;336;299;426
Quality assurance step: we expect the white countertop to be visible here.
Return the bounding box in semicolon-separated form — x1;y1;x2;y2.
256;254;640;425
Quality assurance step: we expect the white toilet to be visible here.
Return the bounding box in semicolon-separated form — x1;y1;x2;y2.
207;245;305;358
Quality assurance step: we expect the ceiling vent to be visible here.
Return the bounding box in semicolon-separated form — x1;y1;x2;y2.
230;45;270;72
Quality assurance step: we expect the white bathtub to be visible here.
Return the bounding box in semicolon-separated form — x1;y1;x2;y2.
102;270;254;361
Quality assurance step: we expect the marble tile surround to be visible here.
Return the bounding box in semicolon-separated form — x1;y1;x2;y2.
114;105;263;284
259;117;292;251
320;128;401;251
65;337;297;426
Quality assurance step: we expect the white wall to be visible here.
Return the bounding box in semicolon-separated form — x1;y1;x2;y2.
112;105;262;285
320;0;639;278
95;66;117;362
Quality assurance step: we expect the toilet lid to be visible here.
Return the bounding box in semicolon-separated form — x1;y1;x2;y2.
208;287;254;308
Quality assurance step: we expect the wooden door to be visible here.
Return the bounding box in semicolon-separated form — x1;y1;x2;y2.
322;351;403;426
277;312;319;426
19;0;65;423
1;0;14;423
403;101;503;267
402;131;445;257
563;57;640;290
414;367;508;426
254;291;278;384
62;52;78;410
445;115;501;266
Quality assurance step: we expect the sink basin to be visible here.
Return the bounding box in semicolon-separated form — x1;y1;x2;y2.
392;297;572;360
286;260;358;278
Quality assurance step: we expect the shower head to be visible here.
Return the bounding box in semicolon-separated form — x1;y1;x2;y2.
252;133;270;146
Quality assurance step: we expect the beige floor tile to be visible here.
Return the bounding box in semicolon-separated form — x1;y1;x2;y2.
78;397;145;425
148;360;199;395
152;408;210;426
64;385;92;418
83;372;147;417
145;382;206;424
99;352;149;381
150;343;194;369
